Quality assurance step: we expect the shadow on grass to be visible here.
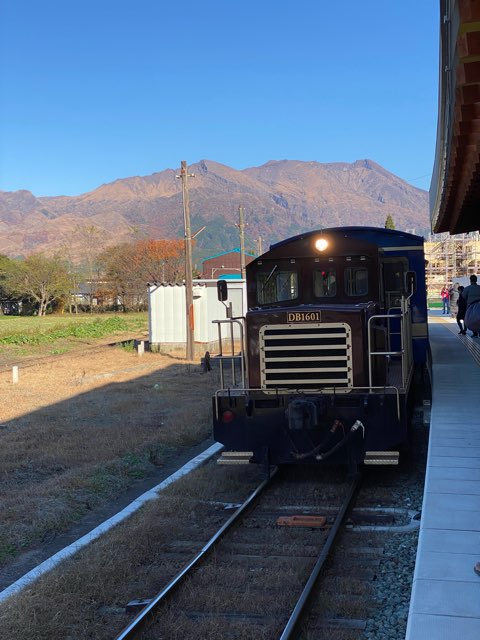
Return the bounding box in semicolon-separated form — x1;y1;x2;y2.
0;355;222;581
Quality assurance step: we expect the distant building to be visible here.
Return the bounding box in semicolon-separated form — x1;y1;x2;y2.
424;232;480;289
424;232;480;306
202;248;255;280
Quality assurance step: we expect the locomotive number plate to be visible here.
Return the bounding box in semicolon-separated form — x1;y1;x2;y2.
287;311;321;323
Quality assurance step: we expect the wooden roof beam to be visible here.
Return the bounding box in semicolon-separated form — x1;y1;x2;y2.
458;0;480;21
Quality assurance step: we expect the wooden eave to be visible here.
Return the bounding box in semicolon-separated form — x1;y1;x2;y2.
431;0;480;234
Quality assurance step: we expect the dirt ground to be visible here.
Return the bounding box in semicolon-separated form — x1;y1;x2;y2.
0;344;221;586
1;342;196;424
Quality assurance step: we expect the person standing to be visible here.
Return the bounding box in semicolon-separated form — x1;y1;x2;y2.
440;285;450;314
462;274;480;337
456;286;467;335
449;284;457;317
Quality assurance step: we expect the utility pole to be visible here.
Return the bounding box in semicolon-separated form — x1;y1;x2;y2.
257;236;263;256
176;161;195;360
236;206;247;278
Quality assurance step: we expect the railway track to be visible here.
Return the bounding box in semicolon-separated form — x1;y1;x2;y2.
0;406;425;639
114;468;361;640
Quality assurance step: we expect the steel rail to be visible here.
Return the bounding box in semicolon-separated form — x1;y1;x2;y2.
114;466;278;640
279;473;362;640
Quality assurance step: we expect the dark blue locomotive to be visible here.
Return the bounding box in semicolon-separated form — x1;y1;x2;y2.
213;227;430;471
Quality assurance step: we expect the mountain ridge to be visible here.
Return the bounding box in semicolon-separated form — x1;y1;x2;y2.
0;159;429;261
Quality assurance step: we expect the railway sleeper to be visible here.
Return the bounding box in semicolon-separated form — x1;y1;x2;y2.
309;617;368;631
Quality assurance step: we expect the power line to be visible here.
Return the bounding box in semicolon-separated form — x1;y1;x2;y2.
407;173;431;182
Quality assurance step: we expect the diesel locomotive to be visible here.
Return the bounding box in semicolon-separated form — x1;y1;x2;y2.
213;226;430;471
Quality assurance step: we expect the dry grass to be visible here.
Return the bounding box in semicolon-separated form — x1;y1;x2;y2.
0;347;220;565
0;464;263;640
0;339;273;640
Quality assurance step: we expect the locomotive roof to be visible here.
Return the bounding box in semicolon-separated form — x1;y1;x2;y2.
269;226;423;252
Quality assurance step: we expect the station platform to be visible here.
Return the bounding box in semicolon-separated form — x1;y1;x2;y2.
406;311;480;639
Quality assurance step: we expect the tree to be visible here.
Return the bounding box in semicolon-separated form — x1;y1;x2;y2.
74;225;104;310
0;255;14;297
58;239;89;313
98;243;138;311
5;254;71;316
98;239;185;311
0;255;18;313
385;215;396;230
132;239;185;283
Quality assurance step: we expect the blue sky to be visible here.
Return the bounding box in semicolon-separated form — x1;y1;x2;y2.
0;1;439;197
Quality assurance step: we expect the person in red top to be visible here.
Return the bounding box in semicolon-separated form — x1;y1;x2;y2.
440;285;450;315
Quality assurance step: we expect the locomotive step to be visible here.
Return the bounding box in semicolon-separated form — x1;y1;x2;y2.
217;451;253;465
364;451;399;465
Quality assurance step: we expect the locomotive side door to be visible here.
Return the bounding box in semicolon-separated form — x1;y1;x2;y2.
380;257;408;354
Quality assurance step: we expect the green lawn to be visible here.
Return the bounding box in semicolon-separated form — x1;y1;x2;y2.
0;313;148;353
427;298;443;309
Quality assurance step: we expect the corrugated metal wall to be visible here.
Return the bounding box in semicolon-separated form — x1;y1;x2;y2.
148;280;246;348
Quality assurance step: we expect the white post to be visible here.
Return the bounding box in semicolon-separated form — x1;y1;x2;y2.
137;341;144;356
12;366;19;384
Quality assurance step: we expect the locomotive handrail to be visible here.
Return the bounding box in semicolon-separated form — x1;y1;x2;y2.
211;318;246;389
214;385;401;421
402;292;414;380
386;306;402;353
367;305;412;390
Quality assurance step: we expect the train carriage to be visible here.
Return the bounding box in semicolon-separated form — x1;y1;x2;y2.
213;226;430;472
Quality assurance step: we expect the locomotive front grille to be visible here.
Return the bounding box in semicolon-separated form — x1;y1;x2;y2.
259;322;352;391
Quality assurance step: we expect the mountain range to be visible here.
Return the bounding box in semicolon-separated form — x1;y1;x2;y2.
0;159;430;264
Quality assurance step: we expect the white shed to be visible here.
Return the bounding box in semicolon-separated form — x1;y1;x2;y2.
148;279;246;355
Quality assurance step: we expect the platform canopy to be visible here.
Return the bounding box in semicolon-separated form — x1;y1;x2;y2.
431;0;480;234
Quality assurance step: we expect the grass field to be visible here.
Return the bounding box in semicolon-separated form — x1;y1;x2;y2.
0;313;148;360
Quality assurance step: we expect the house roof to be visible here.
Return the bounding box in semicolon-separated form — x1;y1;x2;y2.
202;248;256;262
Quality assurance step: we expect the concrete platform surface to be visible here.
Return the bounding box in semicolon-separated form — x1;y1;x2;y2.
406;313;480;639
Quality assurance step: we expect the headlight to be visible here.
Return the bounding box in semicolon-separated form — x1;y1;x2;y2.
315;238;328;252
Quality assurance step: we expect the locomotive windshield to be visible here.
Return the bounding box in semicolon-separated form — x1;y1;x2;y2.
313;265;369;298
313;269;336;297
257;266;298;304
345;266;368;296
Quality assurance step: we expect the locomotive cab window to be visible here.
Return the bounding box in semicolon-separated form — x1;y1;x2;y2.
344;267;368;296
313;269;336;297
257;267;298;305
